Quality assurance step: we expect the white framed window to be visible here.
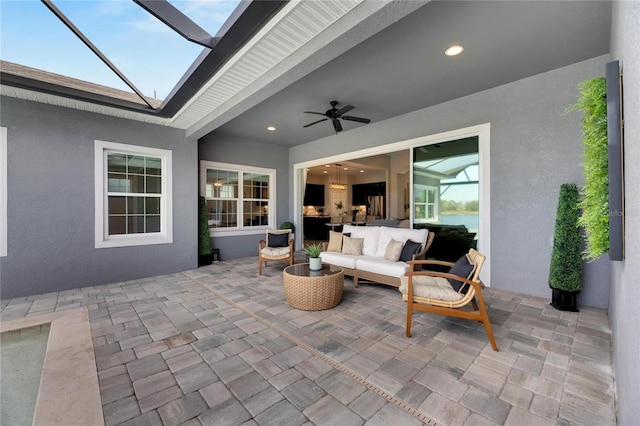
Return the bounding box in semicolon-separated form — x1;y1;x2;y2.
200;161;275;236
95;140;172;248
413;184;438;223
1;127;7;257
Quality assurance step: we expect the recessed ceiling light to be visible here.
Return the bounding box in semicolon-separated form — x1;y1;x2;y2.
343;167;348;170
325;165;330;168
267;126;276;131
445;45;464;56
360;170;364;173
323;171;328;174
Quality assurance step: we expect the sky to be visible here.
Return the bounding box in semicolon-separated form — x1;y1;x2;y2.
0;0;241;100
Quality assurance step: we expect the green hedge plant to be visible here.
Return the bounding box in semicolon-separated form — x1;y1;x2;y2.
199;196;213;256
548;184;582;292
566;77;608;260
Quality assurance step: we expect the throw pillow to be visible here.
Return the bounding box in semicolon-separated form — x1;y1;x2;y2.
447;254;476;293
384;239;404;261
267;232;289;248
342;236;364;256
326;231;343;252
399;240;422;261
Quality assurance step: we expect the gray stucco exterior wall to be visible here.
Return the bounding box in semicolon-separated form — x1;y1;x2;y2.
198;133;290;259
609;2;640;424
0;97;198;299
290;55;610;309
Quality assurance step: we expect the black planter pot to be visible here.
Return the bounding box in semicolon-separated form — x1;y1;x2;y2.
199;253;213;267
550;288;579;312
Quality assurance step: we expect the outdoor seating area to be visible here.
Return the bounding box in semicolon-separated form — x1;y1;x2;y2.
0;255;616;426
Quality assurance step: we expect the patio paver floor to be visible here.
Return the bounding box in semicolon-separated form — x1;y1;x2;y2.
0;254;616;425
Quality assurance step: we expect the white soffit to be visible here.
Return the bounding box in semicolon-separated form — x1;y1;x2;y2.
172;0;373;136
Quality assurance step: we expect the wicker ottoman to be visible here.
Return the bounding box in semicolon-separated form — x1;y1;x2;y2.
283;264;344;310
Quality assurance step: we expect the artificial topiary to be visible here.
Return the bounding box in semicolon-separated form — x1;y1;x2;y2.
199;196;213;256
548;184;582;293
566;77;608;261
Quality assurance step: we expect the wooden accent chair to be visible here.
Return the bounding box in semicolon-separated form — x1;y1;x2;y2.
401;248;498;351
258;229;294;275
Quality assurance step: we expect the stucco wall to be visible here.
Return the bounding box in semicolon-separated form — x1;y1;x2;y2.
609;1;640;424
290;55;611;309
0;97;198;299
198;133;290;260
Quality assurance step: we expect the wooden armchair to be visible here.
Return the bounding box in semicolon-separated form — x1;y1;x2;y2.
258;229;294;275
401;248;497;351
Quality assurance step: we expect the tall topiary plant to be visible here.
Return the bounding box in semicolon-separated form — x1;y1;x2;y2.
566;77;608;260
549;184;582;311
199;196;213;265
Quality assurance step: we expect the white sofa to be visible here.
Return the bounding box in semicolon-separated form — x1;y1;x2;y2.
320;225;434;288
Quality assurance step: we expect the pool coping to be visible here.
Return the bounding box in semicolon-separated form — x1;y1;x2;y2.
1;307;104;426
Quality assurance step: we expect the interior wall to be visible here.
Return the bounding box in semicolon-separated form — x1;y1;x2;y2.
0;97;198;299
609;2;640;424
290;55;610;308
199;132;290;259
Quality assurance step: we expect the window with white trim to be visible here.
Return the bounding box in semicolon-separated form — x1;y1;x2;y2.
414;185;438;222
1;127;7;257
95;140;172;248
201;161;275;234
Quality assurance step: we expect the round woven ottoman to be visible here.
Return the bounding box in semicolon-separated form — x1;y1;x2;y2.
283;263;344;310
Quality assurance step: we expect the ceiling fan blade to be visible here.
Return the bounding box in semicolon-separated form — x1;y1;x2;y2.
304;111;327;116
332;118;343;133
303;118;328;128
341;115;371;124
335;105;354;116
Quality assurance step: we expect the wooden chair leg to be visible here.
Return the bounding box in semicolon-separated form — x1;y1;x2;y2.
258;258;263;275
406;300;413;337
476;296;498;351
471;298;479;311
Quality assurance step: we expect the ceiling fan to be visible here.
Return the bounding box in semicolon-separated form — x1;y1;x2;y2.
303;100;371;133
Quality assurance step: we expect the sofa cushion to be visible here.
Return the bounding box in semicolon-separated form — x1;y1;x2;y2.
376;227;428;258
384;239;404;261
448;254;476;293
342;236;364;255
399;275;463;301
399;240;422;262
326;231;343;252
356;256;409;278
342;225;380;256
319;251;358;269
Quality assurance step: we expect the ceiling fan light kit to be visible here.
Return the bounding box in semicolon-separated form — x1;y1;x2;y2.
303;100;371;133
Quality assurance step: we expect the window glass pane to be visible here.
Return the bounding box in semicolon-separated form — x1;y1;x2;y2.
107;154;127;173
108;174;129;192
109;216;126;235
146;158;162;176
127;197;145;214
130;175;145;193
146;216;160;233
128;216;145;234
146;176;161;194
146;198;160;215
127;155;145;175
108;196;126;215
414;189;426;203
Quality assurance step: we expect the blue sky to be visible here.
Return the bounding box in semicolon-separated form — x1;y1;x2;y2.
1;0;241;100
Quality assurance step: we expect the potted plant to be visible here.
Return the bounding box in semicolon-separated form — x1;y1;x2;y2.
279;221;295;235
305;242;323;271
548;183;582;311
199;196;213;266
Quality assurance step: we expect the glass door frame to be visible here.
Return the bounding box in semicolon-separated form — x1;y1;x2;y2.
293;123;491;283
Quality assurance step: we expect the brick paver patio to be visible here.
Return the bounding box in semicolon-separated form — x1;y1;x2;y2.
0;254;616;425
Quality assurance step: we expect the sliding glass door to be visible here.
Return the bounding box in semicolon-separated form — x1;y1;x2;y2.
413;136;479;261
